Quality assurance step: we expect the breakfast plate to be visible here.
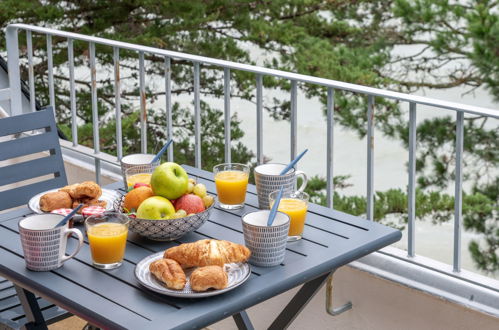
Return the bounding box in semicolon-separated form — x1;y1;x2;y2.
135;252;251;298
28;188;121;215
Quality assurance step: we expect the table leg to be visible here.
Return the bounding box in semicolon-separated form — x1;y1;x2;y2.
233;310;255;330
268;272;331;330
14;285;48;330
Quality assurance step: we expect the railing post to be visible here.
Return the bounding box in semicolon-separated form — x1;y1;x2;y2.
26;30;36;113
139;51;147;153
6;26;22;116
326;88;335;209
224;68;231;163
256;74;263;164
366;95;375;220
408;102;417;258
89;42;101;184
46;34;55;113
290;80;298;161
68;38;78;146
165;57;173;162
113;47;123;161
194;62;201;168
453;111;464;272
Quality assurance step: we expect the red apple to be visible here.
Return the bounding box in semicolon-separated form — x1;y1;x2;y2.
175;194;205;214
133;182;150;189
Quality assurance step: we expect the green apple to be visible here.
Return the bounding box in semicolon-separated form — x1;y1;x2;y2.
137;196;175;220
151;162;189;200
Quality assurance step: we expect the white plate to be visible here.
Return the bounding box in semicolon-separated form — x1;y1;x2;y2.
135;252;251;298
28;188;121;215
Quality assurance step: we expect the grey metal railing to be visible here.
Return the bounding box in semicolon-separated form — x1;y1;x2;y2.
2;24;498;281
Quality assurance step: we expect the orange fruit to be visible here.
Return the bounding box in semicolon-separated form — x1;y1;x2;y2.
124;186;154;212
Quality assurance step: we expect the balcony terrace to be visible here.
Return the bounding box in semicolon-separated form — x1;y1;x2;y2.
0;24;498;329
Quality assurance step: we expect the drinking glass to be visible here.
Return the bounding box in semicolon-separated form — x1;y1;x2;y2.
120;153;159;189
213;163;250;210
125;165;156;190
269;190;309;241
85;212;129;269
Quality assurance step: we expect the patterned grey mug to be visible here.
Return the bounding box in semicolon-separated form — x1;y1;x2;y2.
254;163;308;209
242;210;290;267
19;214;84;271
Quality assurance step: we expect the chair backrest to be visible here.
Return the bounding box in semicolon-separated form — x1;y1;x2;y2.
0;107;67;211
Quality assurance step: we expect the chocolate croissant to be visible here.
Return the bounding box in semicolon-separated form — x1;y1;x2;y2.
164;239;251;268
190;266;228;292
149;258;186;290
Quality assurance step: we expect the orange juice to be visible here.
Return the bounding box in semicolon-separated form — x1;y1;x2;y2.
214;170;249;205
87;223;128;264
275;198;308;236
127;173;151;188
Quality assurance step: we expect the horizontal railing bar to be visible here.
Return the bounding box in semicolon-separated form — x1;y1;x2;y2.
8;24;499;119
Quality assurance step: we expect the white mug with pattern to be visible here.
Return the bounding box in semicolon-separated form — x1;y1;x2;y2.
19;214;84;271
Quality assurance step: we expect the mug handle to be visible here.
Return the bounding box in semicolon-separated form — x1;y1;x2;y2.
61;228;84;263
295;170;308;193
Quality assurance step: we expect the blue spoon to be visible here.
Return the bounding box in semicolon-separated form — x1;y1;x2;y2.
267;187;284;226
54;204;83;228
279;149;308;175
151;139;173;164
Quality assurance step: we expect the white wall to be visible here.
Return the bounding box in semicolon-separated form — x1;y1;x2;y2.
211;266;498;330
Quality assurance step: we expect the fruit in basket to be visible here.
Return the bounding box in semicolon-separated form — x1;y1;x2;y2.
137;196;175;220
175;194;205;214
171;209;187;219
202;195;215;208
187;182;195;194
193;183;207;197
151;162;189;200
133;182;150;189
124;186;154;212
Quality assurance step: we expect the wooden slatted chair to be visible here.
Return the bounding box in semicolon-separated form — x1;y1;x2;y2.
0;107;72;329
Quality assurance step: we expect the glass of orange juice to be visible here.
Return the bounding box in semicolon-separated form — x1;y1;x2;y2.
214;163;250;210
125;165;155;190
85;213;129;269
269;190;309;241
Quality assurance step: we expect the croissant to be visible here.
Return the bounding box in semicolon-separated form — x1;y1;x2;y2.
163;239;251;268
149;258;186;290
190;266;228;292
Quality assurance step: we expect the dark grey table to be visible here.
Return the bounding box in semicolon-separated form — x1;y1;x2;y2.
0;165;401;330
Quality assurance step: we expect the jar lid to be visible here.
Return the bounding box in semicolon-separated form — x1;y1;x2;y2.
81;206;106;217
51;208;74;217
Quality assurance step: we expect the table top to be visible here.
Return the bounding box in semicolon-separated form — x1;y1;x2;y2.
0;165;401;330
